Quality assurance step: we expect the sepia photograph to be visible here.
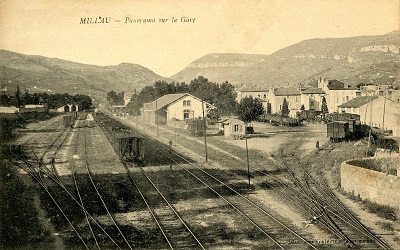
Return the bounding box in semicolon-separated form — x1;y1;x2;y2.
0;0;399;249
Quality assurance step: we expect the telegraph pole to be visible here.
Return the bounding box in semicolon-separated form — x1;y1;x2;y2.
366;97;373;157
245;133;250;187
382;92;386;130
202;99;208;162
155;98;159;137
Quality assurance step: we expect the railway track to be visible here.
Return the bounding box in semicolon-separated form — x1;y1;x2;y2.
94;112;392;249
10;114;125;249
124;163;205;250
78;120;133;250
274;135;391;249
140;137;318;249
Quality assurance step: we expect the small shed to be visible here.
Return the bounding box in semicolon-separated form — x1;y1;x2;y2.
220;118;247;139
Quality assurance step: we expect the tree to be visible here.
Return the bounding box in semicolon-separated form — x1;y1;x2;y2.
281;98;289;117
23;89;34;105
301;104;305;111
266;102;272;115
13;85;22;107
321;96;328;115
0;93;11;106
237;96;264;123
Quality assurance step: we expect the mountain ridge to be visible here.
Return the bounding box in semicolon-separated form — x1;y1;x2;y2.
172;31;400;88
0;49;170;97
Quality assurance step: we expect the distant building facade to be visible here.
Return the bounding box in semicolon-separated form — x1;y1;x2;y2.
338;95;399;136
317;78;360;113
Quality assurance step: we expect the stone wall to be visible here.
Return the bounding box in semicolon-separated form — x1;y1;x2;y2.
341;160;400;210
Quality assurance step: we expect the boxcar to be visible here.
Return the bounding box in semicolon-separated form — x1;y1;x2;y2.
327;121;350;142
114;135;144;163
62;115;74;128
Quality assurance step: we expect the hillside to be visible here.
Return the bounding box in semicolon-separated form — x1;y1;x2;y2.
172;31;400;88
0;50;170;97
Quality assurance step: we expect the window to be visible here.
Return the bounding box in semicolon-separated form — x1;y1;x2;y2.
234;124;240;132
346;96;349;101
183;110;191;119
183;100;191;106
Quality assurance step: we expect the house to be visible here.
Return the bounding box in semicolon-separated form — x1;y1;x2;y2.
317;78;360;113
299;87;326;111
220;118;247;139
270;87;302;116
236;86;270;103
52;103;79;113
141;93;215;125
338;95;399;136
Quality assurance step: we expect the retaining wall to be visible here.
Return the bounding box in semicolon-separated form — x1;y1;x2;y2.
341;160;400;210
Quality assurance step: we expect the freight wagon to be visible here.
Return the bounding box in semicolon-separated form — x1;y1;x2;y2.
259;114;301;126
296;110;322;121
94;112;144;164
113;135;144;162
327;121;350;142
62;115;75;128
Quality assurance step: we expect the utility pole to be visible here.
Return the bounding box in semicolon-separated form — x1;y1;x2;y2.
202;99;208;162
155;98;159;137
382;92;386;130
169;140;173;170
245;132;250;187
174;114;177;143
366;97;373;157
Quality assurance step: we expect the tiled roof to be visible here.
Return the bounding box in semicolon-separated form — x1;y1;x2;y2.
301;88;326;94
338;96;379;108
239;87;269;92
143;93;188;111
273;87;301;96
143;93;215;111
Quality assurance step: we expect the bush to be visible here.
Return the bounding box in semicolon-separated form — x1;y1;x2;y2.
0;148;49;247
363;201;397;221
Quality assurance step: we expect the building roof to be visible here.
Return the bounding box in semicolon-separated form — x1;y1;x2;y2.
301;88;326;94
273;87;301;96
326;79;358;90
221;118;246;125
143;93;215;111
143;93;187;111
239;87;270;92
338;96;379;108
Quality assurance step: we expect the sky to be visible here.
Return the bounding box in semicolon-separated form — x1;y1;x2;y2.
0;0;399;77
